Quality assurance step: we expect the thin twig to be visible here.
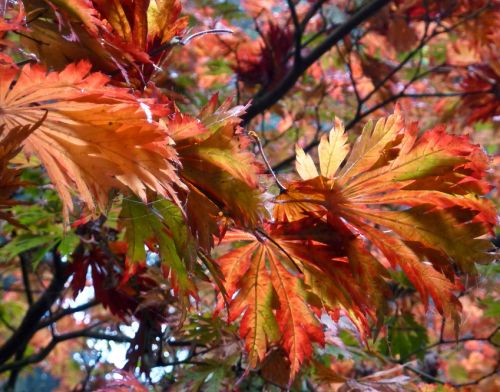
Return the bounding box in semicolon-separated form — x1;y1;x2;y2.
149;29;233;56
37;299;100;329
286;0;302;66
300;0;328;31
19;254;33;306
248;130;286;192
181;29;233;45
255;228;303;275
241;0;392;124
403;360;499;388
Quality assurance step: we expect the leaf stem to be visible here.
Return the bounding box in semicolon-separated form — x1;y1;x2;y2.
149;29;233;56
248;130;286;193
181;29;233;45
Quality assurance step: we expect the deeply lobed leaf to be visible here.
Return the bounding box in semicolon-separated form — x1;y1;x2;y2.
169;96;265;251
216;230;324;380
23;0;188;86
120;197;197;295
289;113;495;327
218;111;495;380
0;61;183;219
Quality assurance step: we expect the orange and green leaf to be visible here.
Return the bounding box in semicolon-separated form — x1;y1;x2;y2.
284;113;495;325
169;97;265;251
216;230;324;379
119;197;196;295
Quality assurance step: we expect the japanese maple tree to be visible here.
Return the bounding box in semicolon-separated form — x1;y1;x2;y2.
0;0;498;391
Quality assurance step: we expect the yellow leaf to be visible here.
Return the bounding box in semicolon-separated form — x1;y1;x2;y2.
318;118;349;178
295;145;318;180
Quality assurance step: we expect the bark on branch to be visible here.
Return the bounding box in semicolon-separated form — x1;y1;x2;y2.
241;0;392;125
0;252;68;366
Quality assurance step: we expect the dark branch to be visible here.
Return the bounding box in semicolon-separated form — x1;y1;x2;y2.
0;326;201;373
37;299;100;330
241;0;392;125
402;326;500;361
265;2;494;172
19;254;33;306
299;0;328;32
286;0;302;66
154;346;215;368
403;360;499;388
0;325;101;373
0;251;68;366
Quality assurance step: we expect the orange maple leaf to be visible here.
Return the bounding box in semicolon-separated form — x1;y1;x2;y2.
216;229;324;381
168;95;265;251
0;61;182;219
285;113;495;325
217;111;495;381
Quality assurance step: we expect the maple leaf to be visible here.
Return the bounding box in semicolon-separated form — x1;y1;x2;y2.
91;0;187;51
0;1;26;36
0;61;182;219
285;112;495;326
0;115;46;226
460;64;500;124
70;240;172;322
22;0;188;87
0;2;27;65
69;243;139;319
92;0;147;46
216;229;324;380
49;0;103;37
235;22;293;87
167;96;265;251
119;197;196;295
147;0;189;46
218;238;279;369
217;192;393;379
265;214;390;338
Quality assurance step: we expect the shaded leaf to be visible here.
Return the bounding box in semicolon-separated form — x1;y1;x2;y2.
120;197;196;294
0;116;46;226
216;229;324;380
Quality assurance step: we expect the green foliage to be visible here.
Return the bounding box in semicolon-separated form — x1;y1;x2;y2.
378;313;429;361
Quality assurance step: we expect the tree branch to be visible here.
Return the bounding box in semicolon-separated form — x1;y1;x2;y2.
300;0;328;32
266;2;494;172
402;326;500;361
241;0;391;125
0;325;102;373
403;360;500;388
19;254;33;306
286;0;302;66
0;251;68;366
154;346;215;368
37;299;100;330
249;131;286;192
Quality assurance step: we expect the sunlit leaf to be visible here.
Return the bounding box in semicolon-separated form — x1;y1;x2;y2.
279;113;495;330
0;61;183;219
